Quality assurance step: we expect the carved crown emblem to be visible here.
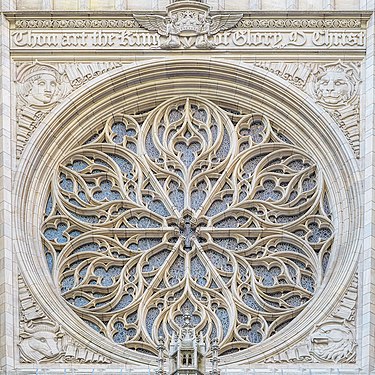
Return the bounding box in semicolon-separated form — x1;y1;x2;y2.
134;0;242;49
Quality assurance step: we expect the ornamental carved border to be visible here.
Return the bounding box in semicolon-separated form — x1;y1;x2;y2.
13;17;363;29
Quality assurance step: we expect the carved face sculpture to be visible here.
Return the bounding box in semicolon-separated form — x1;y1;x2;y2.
315;70;351;105
28;72;58;105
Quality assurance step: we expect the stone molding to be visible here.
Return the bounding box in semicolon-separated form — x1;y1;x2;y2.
8;7;368;52
13;17;363;29
15;18;140;29
238;18;362;28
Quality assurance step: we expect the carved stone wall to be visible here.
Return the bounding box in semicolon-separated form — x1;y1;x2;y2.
1;0;373;373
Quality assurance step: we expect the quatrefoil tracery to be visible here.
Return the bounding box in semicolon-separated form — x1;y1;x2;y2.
42;96;334;356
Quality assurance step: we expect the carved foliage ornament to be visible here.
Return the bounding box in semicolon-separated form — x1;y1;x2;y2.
41;96;334;359
134;0;242;49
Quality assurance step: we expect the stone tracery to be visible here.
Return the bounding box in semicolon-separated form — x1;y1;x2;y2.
41;96;334;357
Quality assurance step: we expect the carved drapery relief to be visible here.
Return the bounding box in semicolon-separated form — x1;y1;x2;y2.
41;96;334;357
19;275;111;364
16;61;123;158
265;274;357;363
255;60;361;157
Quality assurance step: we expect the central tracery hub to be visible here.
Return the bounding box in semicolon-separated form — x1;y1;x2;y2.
178;215;197;250
42;96;333;357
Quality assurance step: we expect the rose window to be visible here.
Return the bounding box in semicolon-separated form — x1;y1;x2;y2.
42;96;334;356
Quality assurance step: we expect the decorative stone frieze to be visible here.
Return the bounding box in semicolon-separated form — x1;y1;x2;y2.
15;18;139;29
238;18;363;28
13;17;363;30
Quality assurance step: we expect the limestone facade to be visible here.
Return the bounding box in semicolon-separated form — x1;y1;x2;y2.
0;0;375;374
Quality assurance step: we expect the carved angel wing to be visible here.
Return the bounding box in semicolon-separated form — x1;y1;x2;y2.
134;15;168;36
209;14;243;35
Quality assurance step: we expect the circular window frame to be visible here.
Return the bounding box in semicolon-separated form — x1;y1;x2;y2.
15;59;361;365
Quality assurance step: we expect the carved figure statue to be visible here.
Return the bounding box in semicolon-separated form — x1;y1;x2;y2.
195;14;213;49
19;321;62;363
314;61;359;106
162;14;182;49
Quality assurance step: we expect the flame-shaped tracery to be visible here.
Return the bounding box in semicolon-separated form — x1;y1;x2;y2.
42;96;334;357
